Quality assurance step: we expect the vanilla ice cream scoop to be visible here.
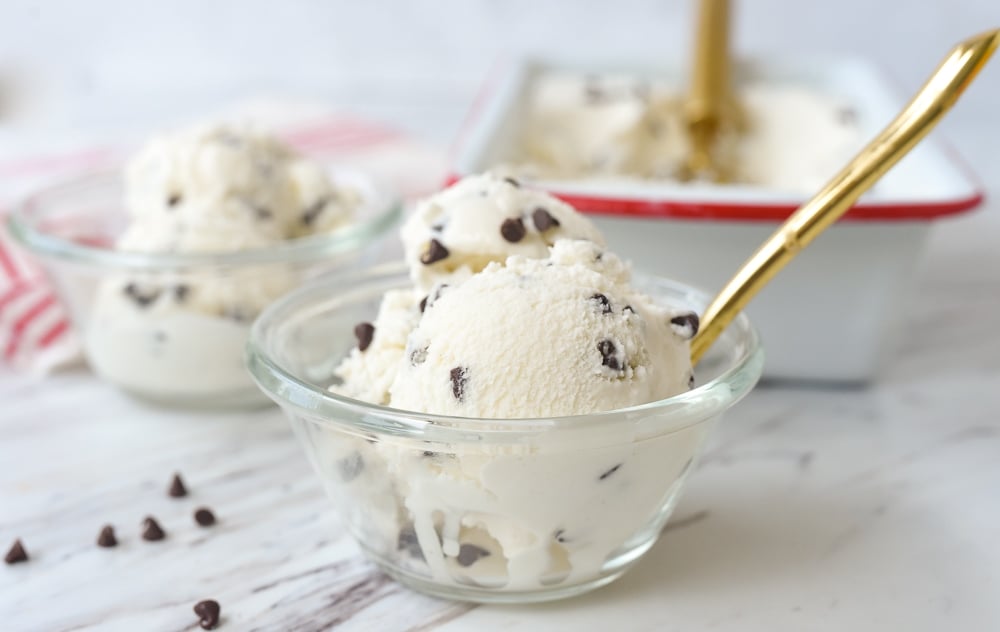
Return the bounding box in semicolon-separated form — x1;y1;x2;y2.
390;240;695;418
401;172;604;292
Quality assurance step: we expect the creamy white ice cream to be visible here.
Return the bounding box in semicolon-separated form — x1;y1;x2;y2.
87;125;361;403
326;174;701;591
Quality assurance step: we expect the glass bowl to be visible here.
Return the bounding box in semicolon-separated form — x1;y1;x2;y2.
6;169;400;409
246;263;763;603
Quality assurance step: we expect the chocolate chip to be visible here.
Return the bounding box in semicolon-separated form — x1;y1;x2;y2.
354;322;375;352
597;339;622;371
504;176;520;188
337;452;364;482
410;346;428;366
4;539;27;564
688;373;696;390
623;305;635;314
124;283;161;308
418;296;428;313
221;306;252;323
554;529;569;543
173;284;190;302
254;206;273;221
430;222;445;233
193;599;221;630
302;197;329;226
422;450;437;457
420;239;449;265
397;524;423;560
500;217;526;243
450;366;468;402
531;207;560;231
168;473;188;498
423;284;449;312
194;508;216;527
456;544;490;567
599;463;622;480
670;312;700;339
141;516;166;541
590;293;612;314
97;525;117;548
167;193;182;207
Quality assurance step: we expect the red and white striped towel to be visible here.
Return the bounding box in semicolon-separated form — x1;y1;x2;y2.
0;112;446;373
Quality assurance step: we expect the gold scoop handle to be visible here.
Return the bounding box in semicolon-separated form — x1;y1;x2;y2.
684;0;733;180
691;28;1000;364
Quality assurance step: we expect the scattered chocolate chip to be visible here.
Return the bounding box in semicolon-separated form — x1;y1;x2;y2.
168;473;188;498
409;345;428;366
173;284;190;302
623;305;635;314
688;374;696;390
531;207;560;231
422;450;437;457
124;283;161;308
337;452;364;482
4;539;27;564
354;322;375;352
500;217;526;243
302;197;329;226
599;463;622;481
837;106;858;125
420;239;449;265
456;544;490;567
141;516;166;541
418;296;428;313
503;176;520;188
97;525;117;548
167;193;182;207
193;599;221;630
397;524;423;560
450;366;468;402
554;529;568;544
597;339;622;371
430;222;445;233
590;293;612;314
194;508;216;527
670;312;700;339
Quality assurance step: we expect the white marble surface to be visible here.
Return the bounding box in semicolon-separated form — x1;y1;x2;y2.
3;2;1000;629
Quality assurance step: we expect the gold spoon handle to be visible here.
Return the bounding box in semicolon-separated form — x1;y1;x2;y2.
684;0;733;179
691;28;1000;364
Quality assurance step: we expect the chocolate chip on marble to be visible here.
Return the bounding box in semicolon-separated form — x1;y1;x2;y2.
193;599;221;630
141;516;166;542
500;217;526;243
670;312;700;340
167;193;182;207
590;293;612;314
97;525;118;548
173;284;190;302
124;283;161;308
4;539;28;564
450;366;468;402
504;176;521;188
597;339;623;371
337;452;365;482
410;345;428;366
354;322;375;352
531;207;560;232
302;197;329;227
420;239;449;265
397;524;424;560
194;508;216;527
456;544;491;567
168;473;188;498
598;463;622;481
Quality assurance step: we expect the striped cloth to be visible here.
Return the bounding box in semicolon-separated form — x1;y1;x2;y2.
0;113;445;373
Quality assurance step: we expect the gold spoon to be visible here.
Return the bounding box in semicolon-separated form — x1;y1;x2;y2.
691;28;1000;364
681;0;735;182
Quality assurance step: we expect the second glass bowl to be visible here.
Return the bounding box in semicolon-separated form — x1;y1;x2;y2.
7;169;400;409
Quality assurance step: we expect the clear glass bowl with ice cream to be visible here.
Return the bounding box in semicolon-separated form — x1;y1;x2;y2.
7;125;401;408
246;173;763;602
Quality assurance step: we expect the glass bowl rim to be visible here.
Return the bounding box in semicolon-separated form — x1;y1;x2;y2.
5;168;402;271
246;261;765;440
